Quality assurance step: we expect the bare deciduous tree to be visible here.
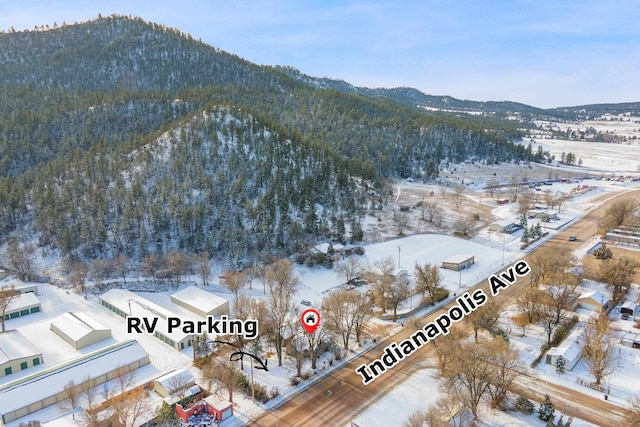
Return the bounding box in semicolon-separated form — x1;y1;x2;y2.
439;339;494;419
197;251;210;286
452;183;465;211
166;371;194;401
113;387;149;427
222;270;246;309
601;256;637;298
334;257;364;284
202;352;243;403
366;263;409;322
487;338;521;408
516;289;544;324
69;261;88;298
4;238;36;281
414;262;442;304
600;198;640;232
142;254;161;285
0;285;18;332
322;289;369;351
535;297;557;345
466;295;502;342
114;254;129;286
405;396;472;427
264;259;299;366
580;313;618;386
424;202;443;226
166;250;190;285
516;189;535;216
58;380;81;411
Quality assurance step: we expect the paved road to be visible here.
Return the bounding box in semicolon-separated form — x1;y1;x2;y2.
251;188;640;427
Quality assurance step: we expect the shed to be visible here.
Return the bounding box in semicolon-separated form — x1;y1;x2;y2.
621;332;640;348
441;255;475;271
170;286;229;318
50;312;112;350
153;368;196;398
1;293;41;322
577;290;610;313
204;395;234;422
621;301;638;316
545;327;583;371
0;330;43;378
488;218;518;233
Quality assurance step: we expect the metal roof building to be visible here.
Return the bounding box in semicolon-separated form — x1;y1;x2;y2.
50;312;112;350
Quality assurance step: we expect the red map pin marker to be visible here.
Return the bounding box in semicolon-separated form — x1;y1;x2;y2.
301;308;320;334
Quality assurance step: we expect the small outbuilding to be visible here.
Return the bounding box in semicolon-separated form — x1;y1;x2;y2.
171;286;229;318
0;330;43;378
153;368;196;398
577;290;610;313
50;312;112;350
441;255;475;271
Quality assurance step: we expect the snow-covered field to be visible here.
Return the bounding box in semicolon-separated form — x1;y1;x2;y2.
529;138;640;174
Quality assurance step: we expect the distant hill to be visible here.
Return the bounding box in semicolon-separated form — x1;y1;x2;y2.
0;14;634;263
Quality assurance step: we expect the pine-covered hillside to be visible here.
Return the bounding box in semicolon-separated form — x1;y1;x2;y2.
0;14;536;265
29;107;367;264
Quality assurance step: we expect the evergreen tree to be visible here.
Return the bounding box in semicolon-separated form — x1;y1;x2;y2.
538;394;555;422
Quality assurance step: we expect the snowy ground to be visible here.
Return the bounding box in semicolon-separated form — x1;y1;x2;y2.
350;366;598;427
528;138;640;174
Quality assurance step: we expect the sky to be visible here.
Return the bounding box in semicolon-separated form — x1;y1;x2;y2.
1;0;639;108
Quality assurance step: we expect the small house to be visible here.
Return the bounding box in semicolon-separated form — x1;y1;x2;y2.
545;327;583;371
488;218;518;234
441;255;475;272
310;242;345;262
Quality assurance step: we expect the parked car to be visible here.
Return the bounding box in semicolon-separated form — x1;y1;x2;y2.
301;300;312;306
568;235;577;241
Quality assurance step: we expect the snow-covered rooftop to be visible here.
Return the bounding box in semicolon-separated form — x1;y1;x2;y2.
578;289;610;306
0;330;41;365
0;340;149;415
154;368;195;392
171;286;228;315
442;254;475;264
100;289;200;341
6;292;40;311
547;327;583;362
50;312;110;342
